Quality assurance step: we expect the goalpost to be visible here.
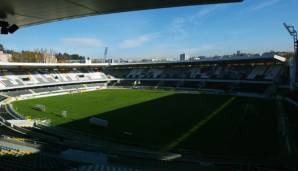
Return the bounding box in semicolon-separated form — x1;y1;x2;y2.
32;104;46;112
59;110;68;118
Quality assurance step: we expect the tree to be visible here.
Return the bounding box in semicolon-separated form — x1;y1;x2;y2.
3;46;87;63
0;44;4;51
55;52;86;63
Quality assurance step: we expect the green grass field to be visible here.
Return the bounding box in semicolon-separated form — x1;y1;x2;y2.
12;89;279;158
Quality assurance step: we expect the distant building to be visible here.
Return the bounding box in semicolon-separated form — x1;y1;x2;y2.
0;51;12;62
119;58;128;63
67;59;82;63
166;58;178;62
141;59;153;63
105;58;114;63
179;53;188;61
85;57;92;64
189;56;201;61
151;58;161;62
43;54;57;63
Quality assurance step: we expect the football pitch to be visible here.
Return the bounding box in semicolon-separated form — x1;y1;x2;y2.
12;89;279;158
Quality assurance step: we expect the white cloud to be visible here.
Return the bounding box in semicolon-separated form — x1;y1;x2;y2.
190;5;219;21
119;33;159;49
169;6;220;40
61;37;104;47
250;0;280;11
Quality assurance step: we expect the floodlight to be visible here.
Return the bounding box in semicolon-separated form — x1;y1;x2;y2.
274;55;287;62
8;24;19;33
1;27;8;34
0;21;9;27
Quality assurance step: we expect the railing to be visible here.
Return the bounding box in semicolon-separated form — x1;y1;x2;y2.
5;104;25;120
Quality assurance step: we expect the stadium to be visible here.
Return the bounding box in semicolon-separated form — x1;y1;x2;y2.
0;0;298;171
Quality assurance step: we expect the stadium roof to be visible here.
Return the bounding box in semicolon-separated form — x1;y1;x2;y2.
109;56;278;67
0;56;277;69
0;0;242;28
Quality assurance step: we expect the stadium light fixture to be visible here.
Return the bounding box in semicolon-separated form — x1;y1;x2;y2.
1;26;8;34
284;23;297;38
274;55;287;62
0;20;9;27
8;24;19;33
0;20;19;34
283;22;297;52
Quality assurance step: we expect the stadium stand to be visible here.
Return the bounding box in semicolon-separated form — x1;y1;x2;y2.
60;84;85;90
0;68;107;90
0;103;26;120
247;66;267;80
0;153;82;171
265;66;282;80
4;89;32;97
31;86;61;93
108;63;284;82
70;164;142;171
0;95;6;101
0;55;290;97
0;146;33;156
0;105;15;120
85;83;106;88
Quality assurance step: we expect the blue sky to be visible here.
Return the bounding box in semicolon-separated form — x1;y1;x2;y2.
0;0;298;59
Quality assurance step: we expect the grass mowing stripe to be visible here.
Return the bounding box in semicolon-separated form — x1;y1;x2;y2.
163;96;236;152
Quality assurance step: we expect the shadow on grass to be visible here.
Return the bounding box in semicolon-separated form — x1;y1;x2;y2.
178;97;280;159
58;93;229;150
43;94;279;160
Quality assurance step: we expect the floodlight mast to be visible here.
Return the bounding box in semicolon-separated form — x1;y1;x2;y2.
284;23;297;50
284;23;298;89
